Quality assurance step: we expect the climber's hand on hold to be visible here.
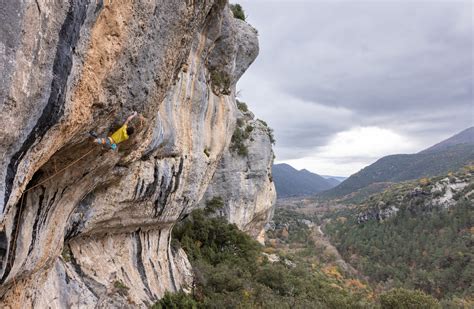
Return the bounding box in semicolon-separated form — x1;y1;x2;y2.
125;111;138;125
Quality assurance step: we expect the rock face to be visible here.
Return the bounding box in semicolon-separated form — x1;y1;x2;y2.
0;1;274;307
200;110;276;244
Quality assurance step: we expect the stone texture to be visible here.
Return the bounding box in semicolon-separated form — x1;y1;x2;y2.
200;111;276;244
0;1;272;307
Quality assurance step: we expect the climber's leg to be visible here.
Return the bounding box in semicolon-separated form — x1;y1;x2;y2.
105;137;118;151
94;137;107;145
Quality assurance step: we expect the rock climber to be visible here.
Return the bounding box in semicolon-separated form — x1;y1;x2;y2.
90;111;138;151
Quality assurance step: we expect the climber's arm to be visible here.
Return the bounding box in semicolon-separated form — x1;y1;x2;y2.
124;111;138;126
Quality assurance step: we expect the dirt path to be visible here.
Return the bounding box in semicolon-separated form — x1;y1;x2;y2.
311;224;359;276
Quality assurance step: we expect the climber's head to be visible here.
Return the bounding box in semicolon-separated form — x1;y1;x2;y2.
127;126;135;136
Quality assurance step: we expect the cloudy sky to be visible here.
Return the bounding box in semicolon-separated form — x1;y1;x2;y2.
237;0;473;176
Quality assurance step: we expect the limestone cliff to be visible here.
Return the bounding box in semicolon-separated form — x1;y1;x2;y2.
0;1;273;307
200;108;276;244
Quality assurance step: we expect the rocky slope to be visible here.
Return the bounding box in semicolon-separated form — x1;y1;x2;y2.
356;169;473;224
0;1;274;307
322;140;474;199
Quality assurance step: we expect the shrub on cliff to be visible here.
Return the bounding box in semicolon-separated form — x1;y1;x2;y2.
152;291;197;309
230;4;246;21
236;100;249;113
230;118;251;156
258;119;276;145
204;196;224;215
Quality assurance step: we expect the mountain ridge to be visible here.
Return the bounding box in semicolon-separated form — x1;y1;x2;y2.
321;127;474;199
272;163;338;198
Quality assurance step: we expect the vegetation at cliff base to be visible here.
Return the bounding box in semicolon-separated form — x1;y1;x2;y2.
158;208;373;308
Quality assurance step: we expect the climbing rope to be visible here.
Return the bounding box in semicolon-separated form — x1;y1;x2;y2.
24;148;95;193
6;112;138;285
6;147;96;287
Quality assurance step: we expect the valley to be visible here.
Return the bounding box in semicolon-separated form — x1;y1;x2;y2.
271;166;473;307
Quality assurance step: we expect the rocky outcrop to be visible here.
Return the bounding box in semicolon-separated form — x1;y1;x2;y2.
357;171;473;224
0;1;271;307
200;109;276;244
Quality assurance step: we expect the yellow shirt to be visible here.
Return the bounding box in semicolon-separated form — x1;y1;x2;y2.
110;124;129;144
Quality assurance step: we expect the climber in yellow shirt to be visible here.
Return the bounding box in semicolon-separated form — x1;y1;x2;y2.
90;111;138;151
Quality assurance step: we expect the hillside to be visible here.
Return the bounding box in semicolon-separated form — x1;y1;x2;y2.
322;129;474;199
324;168;473;305
272;164;338;198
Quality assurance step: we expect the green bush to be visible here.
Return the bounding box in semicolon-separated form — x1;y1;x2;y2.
61;244;72;263
267;126;276;145
162;208;373;308
210;70;231;95
236;100;248;113
230;4;246;21
204;196;224;215
152;291;197;309
257;119;276;144
113;280;129;297
380;288;441;309
230;118;252;156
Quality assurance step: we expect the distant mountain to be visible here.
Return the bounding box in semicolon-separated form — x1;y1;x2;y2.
321;175;347;183
325;178;342;187
272;164;338;198
420;127;474;154
322;128;474;199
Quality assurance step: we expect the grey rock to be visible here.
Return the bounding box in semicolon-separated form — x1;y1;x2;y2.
0;1;272;307
200;114;276;244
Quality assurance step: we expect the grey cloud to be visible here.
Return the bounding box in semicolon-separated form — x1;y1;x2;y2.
238;0;473;164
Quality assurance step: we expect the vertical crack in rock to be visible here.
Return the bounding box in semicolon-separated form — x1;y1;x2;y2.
134;231;154;300
27;188;46;256
4;0;89;209
0;232;6;271
172;157;185;194
69;249;102;299
143;164;160;200
166;231;178;292
1;191;28;283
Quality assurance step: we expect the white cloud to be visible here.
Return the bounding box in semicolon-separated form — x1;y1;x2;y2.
277;126;419;176
317;126;417;159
